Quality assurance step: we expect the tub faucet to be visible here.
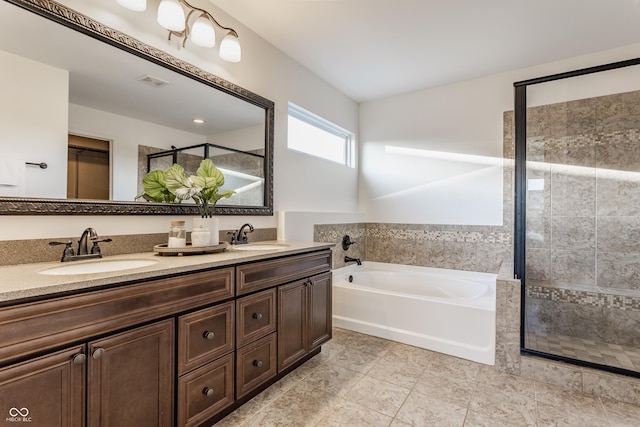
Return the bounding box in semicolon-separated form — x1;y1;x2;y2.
344;256;362;266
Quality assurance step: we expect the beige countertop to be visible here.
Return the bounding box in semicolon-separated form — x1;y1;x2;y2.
0;241;334;304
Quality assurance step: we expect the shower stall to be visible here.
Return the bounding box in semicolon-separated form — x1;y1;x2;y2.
515;59;640;376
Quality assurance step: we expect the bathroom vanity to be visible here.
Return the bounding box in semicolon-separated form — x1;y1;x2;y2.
0;242;332;426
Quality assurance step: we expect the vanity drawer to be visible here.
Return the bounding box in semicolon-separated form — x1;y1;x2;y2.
236;289;276;348
235;333;277;399
177;353;234;427
178;302;235;375
236;250;331;295
0;267;234;366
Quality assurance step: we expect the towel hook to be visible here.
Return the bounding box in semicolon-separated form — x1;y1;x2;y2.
25;162;48;169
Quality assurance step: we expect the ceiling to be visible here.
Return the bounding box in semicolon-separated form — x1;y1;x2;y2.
209;0;640;102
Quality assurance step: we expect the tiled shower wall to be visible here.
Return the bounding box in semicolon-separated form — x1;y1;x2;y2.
524;90;640;345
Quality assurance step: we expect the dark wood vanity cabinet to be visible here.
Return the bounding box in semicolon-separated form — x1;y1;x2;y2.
87;320;175;427
278;272;332;372
0;248;332;427
0;345;85;427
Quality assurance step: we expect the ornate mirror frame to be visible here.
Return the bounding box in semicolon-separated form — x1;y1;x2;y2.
0;0;274;216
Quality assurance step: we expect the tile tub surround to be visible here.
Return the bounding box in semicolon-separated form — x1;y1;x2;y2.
216;327;640;426
314;222;512;273
0;227;277;266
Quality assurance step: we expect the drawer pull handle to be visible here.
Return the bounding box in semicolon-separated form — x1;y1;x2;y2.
92;348;105;359
203;331;215;340
203;387;215;397
252;313;263;320
253;360;263;368
72;353;86;365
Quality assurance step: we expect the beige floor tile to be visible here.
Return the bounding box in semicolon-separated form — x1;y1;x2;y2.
468;383;537;426
245;382;338;427
463;410;524;427
345;375;411;417
317;400;393;427
216;328;640;427
475;365;536;398
536;400;609;427
414;367;476;408
297;363;364;397
602;398;640;427
395;389;467;427
331;346;383;374
534;381;607;420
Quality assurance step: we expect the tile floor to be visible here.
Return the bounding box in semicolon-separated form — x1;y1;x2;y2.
526;331;640;373
216;328;640;426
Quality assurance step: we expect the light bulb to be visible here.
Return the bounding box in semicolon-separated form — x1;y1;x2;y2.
219;32;241;63
190;15;216;47
157;0;185;32
115;0;146;11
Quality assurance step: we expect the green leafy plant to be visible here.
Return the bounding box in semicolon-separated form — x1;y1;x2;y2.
137;159;235;217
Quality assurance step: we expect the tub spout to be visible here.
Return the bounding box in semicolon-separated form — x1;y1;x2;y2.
344;256;362;266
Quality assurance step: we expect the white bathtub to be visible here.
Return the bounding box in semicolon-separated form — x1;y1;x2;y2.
332;262;497;365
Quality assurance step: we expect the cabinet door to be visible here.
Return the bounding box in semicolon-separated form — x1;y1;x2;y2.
277;280;308;372
308;272;332;350
0;345;85;427
88;320;174;427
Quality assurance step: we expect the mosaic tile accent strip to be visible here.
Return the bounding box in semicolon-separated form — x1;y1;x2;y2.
527;285;640;312
365;224;512;245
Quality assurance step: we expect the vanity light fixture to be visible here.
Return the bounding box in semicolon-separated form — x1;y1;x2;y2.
116;0;242;63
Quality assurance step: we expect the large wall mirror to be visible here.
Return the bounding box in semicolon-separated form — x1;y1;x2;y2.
0;0;274;215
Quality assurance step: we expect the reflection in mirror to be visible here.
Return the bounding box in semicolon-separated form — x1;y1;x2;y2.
139;143;265;207
0;0;273;215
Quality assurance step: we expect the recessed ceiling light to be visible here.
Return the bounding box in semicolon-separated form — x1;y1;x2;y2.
192;118;205;124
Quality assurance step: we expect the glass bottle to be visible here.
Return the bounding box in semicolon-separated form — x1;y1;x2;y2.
168;220;186;248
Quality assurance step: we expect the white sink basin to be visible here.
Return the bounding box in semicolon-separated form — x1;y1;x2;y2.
39;259;157;275
231;244;290;251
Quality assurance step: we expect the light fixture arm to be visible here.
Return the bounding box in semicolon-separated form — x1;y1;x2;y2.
167;0;238;47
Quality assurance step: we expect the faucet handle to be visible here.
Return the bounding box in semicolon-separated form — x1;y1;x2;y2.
49;241;75;262
90;238;112;255
342;235;357;250
226;231;237;244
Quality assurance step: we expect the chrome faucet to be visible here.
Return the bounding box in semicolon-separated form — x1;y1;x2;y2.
49;228;112;262
344;256;362;266
78;227;98;255
228;223;254;244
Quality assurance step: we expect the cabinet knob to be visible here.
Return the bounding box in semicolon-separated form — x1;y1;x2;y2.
203;331;215;340
203;387;215;397
252;313;263;320
92;347;105;359
253;360;263;368
72;353;86;365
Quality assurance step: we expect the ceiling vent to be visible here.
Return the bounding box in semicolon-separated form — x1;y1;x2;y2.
136;74;170;88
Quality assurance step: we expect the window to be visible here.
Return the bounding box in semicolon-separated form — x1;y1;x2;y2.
287;102;354;167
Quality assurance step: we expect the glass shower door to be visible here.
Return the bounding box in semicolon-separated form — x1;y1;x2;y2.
519;63;640;375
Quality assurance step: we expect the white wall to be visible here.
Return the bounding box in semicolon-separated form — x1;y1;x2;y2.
2;0;359;240
0;50;68;198
359;43;640;225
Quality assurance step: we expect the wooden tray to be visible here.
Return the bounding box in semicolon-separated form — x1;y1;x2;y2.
154;242;228;256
